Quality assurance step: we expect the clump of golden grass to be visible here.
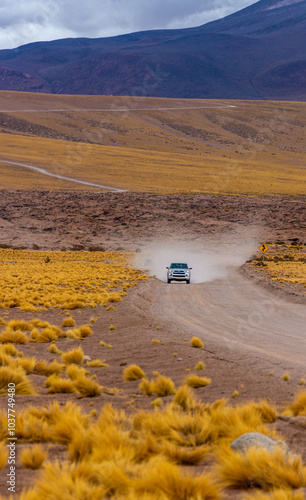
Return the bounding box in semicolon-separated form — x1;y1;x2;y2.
87;359;108;368
7;319;32;331
45;375;76;394
0;442;8;471
62;317;75;328
139;378;154;396
282;373;290;382
78;325;92;338
109;324;116;331
151;375;176;397
100;341;106;347
20;444;48;469
18;357;36;374
66;365;88;380
216;446;305;490
74;377;101;397
184;375;211;389
161;441;210;466
150;398;162;407
300;378;305;386
173;385;197;412
62;347;84;365
36;327;59;343
2;344;18;356
34;360;64;377
283;391;306;417
0;366;35;395
151;339;160;344
123;364;146;382
190;337;204;348
0;328;28;344
106;305;115;311
233;390;239;398
195;361;205;370
243;489;305;499
0;318;6;327
48;344;61;355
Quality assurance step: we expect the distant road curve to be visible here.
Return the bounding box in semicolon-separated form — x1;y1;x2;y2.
0;104;236;113
0;159;127;192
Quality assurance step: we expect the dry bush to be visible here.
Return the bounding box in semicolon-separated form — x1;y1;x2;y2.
243;489;305;500
0;441;8;471
34;360;64;377
68;428;94;462
18;357;36;374
45;376;76;394
62;317;76;328
0;318;6;327
135;458;220;500
79;325;93;338
248;401;277;423
161;441;209;465
190;337;204;348
0;366;35;395
184;375;211;389
7;319;32;331
74;377;101;397
2;344;18;356
173;385;197;412
36;327;59;343
151;375;176;397
87;359;108;368
283;391;306;417
123;364;146;382
0;328;28;344
62;347;84;365
20;444;48;469
139;379;154;396
216;446;306;490
48;344;61;355
66;365;88;380
195;361;205;370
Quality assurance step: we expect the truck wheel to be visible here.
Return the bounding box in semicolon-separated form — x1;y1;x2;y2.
167;279;171;284
186;279;190;284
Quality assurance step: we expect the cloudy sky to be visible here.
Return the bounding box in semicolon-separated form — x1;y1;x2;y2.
0;0;257;50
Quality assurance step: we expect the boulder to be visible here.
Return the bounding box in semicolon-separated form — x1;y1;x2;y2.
230;432;289;455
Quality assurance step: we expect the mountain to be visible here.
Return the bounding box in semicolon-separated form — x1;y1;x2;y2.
0;0;305;100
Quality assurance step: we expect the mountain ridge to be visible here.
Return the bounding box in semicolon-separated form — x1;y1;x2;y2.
0;0;305;100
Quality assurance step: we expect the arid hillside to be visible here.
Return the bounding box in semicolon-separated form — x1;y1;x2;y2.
0;92;305;195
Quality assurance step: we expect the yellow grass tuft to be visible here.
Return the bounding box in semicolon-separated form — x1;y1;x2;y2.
100;341;106;347
62;317;76;328
34;360;64;377
123;364;146;382
139;378;154;396
0;442;8;471
45;376;76;394
216;446;305;490
184;375;211;389
282;373;290;382
62;347;84;365
48;344;61;355
190;337;204;348
243;489;306;499
161;442;210;465
233;390;239;398
0;366;35;395
195;361;205;370
74;377;101;397
173;385;197;412
18;357;36;374
78;325;93;338
2;344;18;356
300;378;305;386
87;359;108;368
20;444;48;469
283;391;306;417
7;319;32;331
66;365;88;380
109;324;116;331
0;328;28;344
150;398;162;407
36;327;59;343
151;375;176;397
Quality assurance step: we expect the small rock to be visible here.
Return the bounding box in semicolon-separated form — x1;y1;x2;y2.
120;362;127;366
231;432;289;455
83;355;91;362
177;358;183;361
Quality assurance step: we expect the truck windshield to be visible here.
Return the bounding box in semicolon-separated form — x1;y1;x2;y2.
170;263;188;269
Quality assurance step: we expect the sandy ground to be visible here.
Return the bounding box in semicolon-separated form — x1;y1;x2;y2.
0;190;305;496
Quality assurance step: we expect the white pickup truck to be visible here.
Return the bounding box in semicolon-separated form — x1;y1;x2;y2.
166;263;192;284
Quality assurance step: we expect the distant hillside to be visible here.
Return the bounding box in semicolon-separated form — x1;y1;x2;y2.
0;0;305;100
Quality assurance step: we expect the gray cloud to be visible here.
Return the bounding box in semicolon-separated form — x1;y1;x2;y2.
0;0;256;50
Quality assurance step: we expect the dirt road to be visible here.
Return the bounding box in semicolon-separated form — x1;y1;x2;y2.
147;271;306;376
